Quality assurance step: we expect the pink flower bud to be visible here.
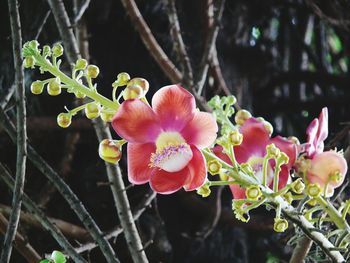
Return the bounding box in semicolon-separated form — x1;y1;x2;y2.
98;139;122;164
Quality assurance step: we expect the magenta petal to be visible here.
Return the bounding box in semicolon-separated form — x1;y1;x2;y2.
270;136;297;168
150;167;189;194
183;146;207;191
112;99;162;143
212;145;232;165
152;85;196;131
127;143;156;184
229;184;246;199
181;112;218;149
277;166;290;190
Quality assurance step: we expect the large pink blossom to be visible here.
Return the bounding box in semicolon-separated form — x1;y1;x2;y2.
112;85;218;194
304;108;347;195
213;118;297;199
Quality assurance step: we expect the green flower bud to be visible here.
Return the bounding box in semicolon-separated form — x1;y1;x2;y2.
274;218;288;232
128;77;149;94
306;183;321;198
226;95;237;105
24;56;35;68
266;143;280;159
74;91;86;99
86;65;99;78
208;159;222;175
57;113;72;128
42;45;51;57
228;130;243;146
283;192;293;204
30;81;44;95
47;78;61;96
114;72;130;87
75;58;88;70
197;183;211;197
98;139;122;164
291;178;305;194
100;111;115;122
278;152;289;165
85;102;101;119
245;185;262;200
235;109;252;125
52;43;64;57
123;85;143;100
28;40;39;50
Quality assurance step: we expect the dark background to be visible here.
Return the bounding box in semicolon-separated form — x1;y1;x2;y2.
0;0;349;262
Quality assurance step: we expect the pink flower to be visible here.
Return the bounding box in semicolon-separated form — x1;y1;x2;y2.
213;118;297;199
303;108;348;195
112;85;218;194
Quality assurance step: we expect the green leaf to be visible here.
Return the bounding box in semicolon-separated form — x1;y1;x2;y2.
51;250;66;263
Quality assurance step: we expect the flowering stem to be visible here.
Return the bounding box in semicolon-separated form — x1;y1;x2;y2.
342;202;350;220
262;155;269;186
202;148;233;169
273;161;282;192
244;198;266;212
209;180;238;186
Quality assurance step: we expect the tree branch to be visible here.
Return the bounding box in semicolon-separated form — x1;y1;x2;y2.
1;0;27;262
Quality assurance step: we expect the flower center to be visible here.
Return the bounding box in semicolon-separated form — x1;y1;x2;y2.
150;132;193;172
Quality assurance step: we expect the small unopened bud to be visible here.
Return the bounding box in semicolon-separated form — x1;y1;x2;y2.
219;172;228;181
85;102;101;119
291;178;305;194
278;152;289;165
274;218;288;232
114;72;131;87
74;91;86;99
288;136;300;146
47;78;61;96
306;183;321;198
283;192;293;204
128;78;149;94
28;40;39;50
245;185;262;200
307;198;318;206
100;111;115;122
228;130;243;146
42;45;51;57
30;81;44;95
266;143;280;159
24;56;35;68
57;113;72;128
52;43;64;57
123;85;143;100
98;139;122;164
226;95;237;105
263;121;273;135
75;58;88;70
208;159;222;175
86;65;99;78
235;109;252;125
197;183;211;197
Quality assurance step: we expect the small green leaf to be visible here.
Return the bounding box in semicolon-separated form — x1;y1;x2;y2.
51;250;66;263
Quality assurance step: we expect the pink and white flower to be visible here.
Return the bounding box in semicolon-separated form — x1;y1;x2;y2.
213;118;297;199
112;85;218;194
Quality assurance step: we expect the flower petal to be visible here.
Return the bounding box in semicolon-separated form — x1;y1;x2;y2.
270;136;297;168
317;107;328;147
235;118;270;162
127;143;156;184
150;167;189;194
112;99;162;143
212;145;232;165
181;112;218;149
184;146;207;191
229;184;246;199
152;85;196;131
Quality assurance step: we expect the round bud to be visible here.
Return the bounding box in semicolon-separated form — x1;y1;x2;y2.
123;85;143;100
288;136;300;146
306;183;321;198
86;65;99;78
235;109;252;125
128;78;149;93
116;72;131;86
52;43;64;57
85;102;101;119
263;121;273;135
74;91;86;99
208;159;222;175
226;95;237;105
278;152;289;165
28;40;39;50
42;45;51;57
75;58;88;70
98;139;122;164
245;185;262;200
24;56;35;68
100;111;115;122
228;130;243;146
57;113;72;128
274;218;288;232
283;192;293;204
30;81;44;95
291;178;305;194
47;78;61;96
197;183;211;198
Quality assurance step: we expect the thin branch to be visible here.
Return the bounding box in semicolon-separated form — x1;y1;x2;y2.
195;0;226;96
166;0;193;86
0;108;118;263
120;0;182;83
75;191;157;254
34;10;51;40
0;204;90;242
73;0;91;24
0;84;15;110
1;0;27;262
0;214;41;263
289;235;313;263
0;163;87;263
